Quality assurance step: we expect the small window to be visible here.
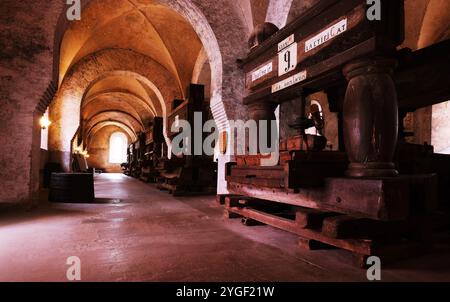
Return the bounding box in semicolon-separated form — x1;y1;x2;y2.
432;101;450;154
40;109;50;150
109;132;128;164
305;100;324;136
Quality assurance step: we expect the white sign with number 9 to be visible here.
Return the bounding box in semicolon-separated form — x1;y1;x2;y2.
278;43;297;77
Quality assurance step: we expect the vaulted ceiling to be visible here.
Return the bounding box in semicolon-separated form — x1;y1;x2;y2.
58;0;204;146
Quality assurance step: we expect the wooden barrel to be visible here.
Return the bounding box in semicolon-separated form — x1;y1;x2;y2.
49;173;95;203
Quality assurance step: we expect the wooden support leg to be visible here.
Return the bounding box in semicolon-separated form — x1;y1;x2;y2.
242;217;265;226
298;237;334;251
216;195;226;205
224;209;241;219
343;58;399;178
353;254;370;269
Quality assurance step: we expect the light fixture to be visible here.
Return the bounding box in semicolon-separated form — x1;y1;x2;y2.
74;146;82;153
40;116;52;129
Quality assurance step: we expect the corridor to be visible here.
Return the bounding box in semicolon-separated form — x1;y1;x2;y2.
1;174;449;282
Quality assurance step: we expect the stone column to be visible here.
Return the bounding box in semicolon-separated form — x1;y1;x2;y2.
343;57;399;178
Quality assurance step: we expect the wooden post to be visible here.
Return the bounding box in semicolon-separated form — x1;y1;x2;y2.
343;57;399;178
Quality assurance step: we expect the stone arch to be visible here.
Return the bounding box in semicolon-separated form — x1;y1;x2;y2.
49;48;177;166
81;95;154;127
84;110;145;133
82;90;157;118
265;0;294;29
81;71;167;118
157;0;250;194
263;0;321;29
87;121;137;147
192;47;208;84
418;0;450;49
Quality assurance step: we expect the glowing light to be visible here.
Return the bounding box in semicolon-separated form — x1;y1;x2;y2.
109;132;128;164
40;116;52;129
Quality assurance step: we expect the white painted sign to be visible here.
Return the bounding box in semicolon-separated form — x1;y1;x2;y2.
272;70;307;93
251;62;273;82
305;18;348;53
278;43;297;77
278;34;295;52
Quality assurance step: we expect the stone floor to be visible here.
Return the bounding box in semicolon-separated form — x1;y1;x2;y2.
0;174;449;282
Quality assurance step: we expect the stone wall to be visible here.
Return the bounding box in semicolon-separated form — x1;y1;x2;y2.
87;126;131;173
0;0;64;204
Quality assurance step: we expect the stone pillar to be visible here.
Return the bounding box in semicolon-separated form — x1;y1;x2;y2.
342;57;399;178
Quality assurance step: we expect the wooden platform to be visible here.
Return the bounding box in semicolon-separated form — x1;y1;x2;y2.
222;195;433;268
227;166;438;221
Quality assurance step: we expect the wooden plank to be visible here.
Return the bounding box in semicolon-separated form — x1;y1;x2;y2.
226;205;373;255
397;39;450;110
229;166;285;179
217;194;245;205
224;196;242;208
227;176;411;221
241;217;265;226
224;209;241;219
235;152;292;166
320;216;408;239
298;237;334;250
295;207;338;229
226;176;285;189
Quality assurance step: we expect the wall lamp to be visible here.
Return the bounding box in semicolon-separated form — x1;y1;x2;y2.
40;116;52;129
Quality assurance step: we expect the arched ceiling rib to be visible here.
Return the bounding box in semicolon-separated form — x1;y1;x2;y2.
88;125;132;150
57;0;206;152
82;92;155;121
81;72;162;118
58;48;177;119
87;121;137;146
85;75;150;102
85;111;144;132
83;109;144;129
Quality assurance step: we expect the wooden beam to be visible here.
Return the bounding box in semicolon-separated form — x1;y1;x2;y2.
396;39;450;111
228;176;411;221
